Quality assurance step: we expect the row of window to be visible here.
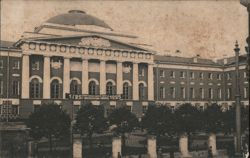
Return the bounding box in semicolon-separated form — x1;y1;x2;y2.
158;70;247;80
30;79;147;100
0;59;20;69
0;105;19;115
159;87;249;100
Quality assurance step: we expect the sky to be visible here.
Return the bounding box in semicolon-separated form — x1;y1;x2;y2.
0;0;248;59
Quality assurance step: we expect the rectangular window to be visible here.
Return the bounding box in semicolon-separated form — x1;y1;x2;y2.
208;88;213;99
180;87;185;99
227;73;231;80
199;72;204;79
0;59;3;69
244;87;248;99
199;88;204;99
0;79;3;95
180;71;185;78
190;88;195;99
170;71;175;78
12;81;19;95
31;61;40;70
13;60;20;69
142;105;148;113
208;73;213;80
227;88;232;99
190;72;194;79
218;88;222;99
159;70;165;77
170;87;175;99
159;87;165;99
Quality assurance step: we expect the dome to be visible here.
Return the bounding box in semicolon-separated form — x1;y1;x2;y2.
46;10;112;29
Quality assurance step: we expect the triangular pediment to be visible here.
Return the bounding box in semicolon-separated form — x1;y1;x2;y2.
31;35;148;51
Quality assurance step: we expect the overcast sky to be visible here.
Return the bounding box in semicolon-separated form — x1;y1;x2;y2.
0;0;248;59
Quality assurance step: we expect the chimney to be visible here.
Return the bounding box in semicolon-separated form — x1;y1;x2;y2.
193;54;200;63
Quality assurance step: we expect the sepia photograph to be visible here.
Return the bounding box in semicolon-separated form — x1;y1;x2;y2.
0;0;249;157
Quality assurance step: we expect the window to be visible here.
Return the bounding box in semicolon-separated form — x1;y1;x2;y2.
218;88;222;99
227;88;232;99
170;87;175;99
89;81;96;95
244;87;248;99
142;105;148;113
170;71;175;78
51;79;60;98
12;81;19;96
0;59;3;69
208;88;213;99
199;73;204;79
106;82;113;95
217;74;222;80
13;60;20;69
190;72;194;79
1;105;19;116
70;80;80;95
31;61;40;70
199;88;204;99
123;83;129;99
139;83;145;100
159;70;165;77
180;87;185;99
34;105;41;112
30;79;40;98
159;87;165;99
139;67;145;76
180;71;185;78
208;73;213;80
227;73;231;80
0;79;3;95
190;88;195;99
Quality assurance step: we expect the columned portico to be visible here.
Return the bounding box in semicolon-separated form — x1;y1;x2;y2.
133;62;139;100
116;61;123;95
82;58;89;95
63;57;70;98
21;54;30;99
148;63;154;101
100;60;106;95
43;55;51;99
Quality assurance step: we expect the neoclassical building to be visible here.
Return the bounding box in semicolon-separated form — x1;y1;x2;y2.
0;10;249;120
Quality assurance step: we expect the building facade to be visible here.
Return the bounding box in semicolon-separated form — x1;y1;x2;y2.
0;10;249;120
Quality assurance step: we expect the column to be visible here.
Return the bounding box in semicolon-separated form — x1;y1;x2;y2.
179;134;192;158
148;63;154;101
147;136;157;158
63;57;70;99
82;58;89;95
43;55;51;99
116;61;123;95
100;60;106;95
133;62;139;100
73;138;82;158
112;137;122;158
21;54;30;99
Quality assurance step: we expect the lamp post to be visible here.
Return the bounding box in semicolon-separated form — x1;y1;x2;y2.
234;41;242;158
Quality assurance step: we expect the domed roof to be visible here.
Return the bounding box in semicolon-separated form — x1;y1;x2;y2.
46;10;112;29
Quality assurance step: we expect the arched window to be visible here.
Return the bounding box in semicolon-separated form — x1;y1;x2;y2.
139;83;145;100
30;78;40;98
70;80;80;95
89;81;96;95
106;82;113;95
123;82;129;99
51;80;60;98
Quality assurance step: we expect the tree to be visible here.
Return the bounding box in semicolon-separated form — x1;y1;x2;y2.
223;106;249;135
74;102;107;158
174;103;202;135
141;104;175;136
202;103;224;133
108;107;138;148
26;103;71;156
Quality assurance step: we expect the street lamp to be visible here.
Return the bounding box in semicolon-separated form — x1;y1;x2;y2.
234;41;242;158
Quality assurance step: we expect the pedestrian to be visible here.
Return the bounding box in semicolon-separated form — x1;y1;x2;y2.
207;146;213;158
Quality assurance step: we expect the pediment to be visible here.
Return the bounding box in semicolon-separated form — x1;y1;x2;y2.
33;35;147;51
